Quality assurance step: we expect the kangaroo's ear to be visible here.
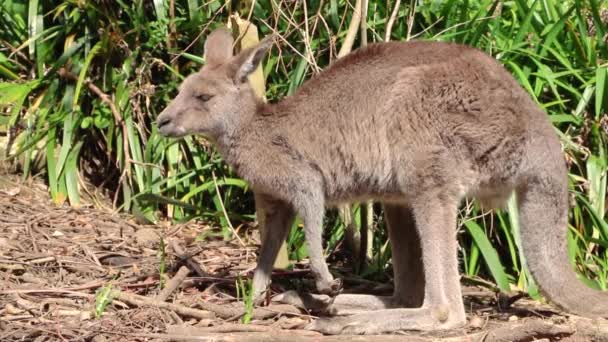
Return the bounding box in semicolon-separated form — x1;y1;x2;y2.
204;28;234;66
229;34;274;84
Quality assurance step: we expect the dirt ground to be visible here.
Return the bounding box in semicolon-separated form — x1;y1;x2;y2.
1;173;608;342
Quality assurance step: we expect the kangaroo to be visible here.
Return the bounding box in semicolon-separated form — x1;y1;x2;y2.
156;28;607;334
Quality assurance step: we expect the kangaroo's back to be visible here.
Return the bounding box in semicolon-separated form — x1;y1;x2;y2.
248;41;536;204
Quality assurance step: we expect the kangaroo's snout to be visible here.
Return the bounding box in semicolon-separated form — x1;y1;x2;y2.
156;106;186;138
156;115;171;130
155;111;174;137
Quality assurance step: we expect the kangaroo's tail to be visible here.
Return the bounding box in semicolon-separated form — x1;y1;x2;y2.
517;127;608;317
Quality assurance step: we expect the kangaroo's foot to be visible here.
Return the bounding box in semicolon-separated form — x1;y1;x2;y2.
307;306;466;335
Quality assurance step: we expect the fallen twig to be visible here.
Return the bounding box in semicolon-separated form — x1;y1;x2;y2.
190;299;301;320
110;290;214;320
481;321;573;341
166;325;321;342
0;289;93;299
170;240;208;277
167;323;274;334
156;265;190;301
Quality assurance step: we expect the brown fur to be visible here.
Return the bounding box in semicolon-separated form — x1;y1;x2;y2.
156;28;608;334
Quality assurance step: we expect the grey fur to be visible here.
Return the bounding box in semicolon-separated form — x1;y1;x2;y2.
156;28;608;334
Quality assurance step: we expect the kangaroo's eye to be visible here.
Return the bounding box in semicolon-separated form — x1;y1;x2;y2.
196;94;213;102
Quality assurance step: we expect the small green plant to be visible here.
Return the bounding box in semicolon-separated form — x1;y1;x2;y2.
235;276;254;324
94;282;114;318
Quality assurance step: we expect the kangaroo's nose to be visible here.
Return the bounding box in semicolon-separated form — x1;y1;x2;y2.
157;116;171;128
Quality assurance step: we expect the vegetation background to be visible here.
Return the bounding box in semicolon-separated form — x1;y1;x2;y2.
1;0;607;300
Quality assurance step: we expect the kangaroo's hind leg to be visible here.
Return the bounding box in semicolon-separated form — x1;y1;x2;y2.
308;195;466;334
274;203;425;315
384;203;425;307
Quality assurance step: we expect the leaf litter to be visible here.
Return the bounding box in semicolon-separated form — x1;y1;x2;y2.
0;172;607;342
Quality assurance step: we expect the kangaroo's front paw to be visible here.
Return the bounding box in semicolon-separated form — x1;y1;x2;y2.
251;282;270;306
253;292;267;306
273;290;336;314
316;277;342;296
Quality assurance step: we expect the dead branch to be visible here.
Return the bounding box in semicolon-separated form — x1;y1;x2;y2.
102;330;321;342
464;320;574;342
156;265;190;302
170;239;207;277
111;290;214;320
385;0;402;41
164;326;429;342
0;289;94;299
111;289;299;320
166;326;321;342
359;0;368;47
338;0;362;58
167;323;275;334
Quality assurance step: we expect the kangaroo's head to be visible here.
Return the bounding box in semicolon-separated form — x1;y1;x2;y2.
156;28;273;140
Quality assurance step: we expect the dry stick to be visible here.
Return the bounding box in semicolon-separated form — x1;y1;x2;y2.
28;256;56;264
0;289;94;299
359;0;368;47
405;0;417;41
110;290;214;320
472;320;574;342
337;0;362;58
170;239;207;277
167;323;276;334
57;68;131;206
385;0;402;41
156;265;190;302
111;289;298;320
167;324;323;341
301;1;321;73
102;331;323;342
80;243;103;268
165;329;424;342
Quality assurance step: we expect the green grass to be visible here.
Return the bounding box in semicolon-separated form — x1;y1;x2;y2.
94;282;114;318
235;276;254;324
0;0;606;297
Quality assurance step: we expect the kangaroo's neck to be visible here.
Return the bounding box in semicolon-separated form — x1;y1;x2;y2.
215;94;301;169
215;98;272;157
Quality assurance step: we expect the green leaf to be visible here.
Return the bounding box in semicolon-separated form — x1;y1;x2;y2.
181;177;249;202
186;0;201;28
596;67;606;119
464;220;510;292
55;108;74;178
153;0;166;21
95;283;114;318
73;42;102;107
65;140;83;207
0;81;38;126
181;52;205;65
508;195;540;298
27;0;39;57
45;126;58;202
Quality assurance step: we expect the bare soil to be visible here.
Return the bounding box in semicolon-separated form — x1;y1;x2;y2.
1;173;607;342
